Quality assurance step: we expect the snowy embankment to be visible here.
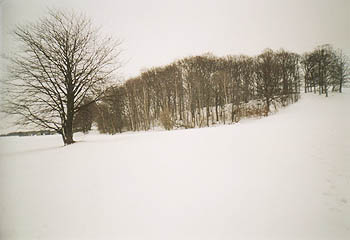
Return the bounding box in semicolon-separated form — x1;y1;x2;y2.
0;91;349;240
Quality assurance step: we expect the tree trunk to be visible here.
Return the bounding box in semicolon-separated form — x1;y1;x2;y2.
64;116;75;145
64;91;75;145
215;95;219;122
206;104;210;127
231;102;234;123
339;75;343;93
265;97;270;116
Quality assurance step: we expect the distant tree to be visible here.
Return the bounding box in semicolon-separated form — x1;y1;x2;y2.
301;52;316;93
301;45;337;97
94;103;112;134
333;49;350;93
159;108;173;130
223;55;240;122
3;9;121;145
73;99;96;133
211;58;227;123
313;45;337;97
255;49;281;115
275;50;300;103
94;85;127;135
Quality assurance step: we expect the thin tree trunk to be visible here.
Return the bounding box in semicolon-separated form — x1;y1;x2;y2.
265;97;270;116
339;75;343;93
215;95;219;122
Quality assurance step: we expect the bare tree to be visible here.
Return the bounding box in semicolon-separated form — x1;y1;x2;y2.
334;49;350;93
95;85;126;134
301;45;337;97
255;49;281;115
301;52;316;93
73;98;97;133
3;9;121;145
313;45;336;97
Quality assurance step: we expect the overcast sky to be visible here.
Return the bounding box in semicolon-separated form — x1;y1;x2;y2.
1;0;350;79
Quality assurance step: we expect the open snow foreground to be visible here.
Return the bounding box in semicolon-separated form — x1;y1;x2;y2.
0;91;349;240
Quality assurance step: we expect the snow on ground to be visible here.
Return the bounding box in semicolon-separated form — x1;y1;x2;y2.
0;91;349;240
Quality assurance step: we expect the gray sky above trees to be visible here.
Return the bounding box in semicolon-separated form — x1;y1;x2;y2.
1;0;349;79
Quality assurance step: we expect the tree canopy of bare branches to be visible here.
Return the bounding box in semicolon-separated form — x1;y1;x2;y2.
301;44;349;96
95;49;302;134
3;9;121;145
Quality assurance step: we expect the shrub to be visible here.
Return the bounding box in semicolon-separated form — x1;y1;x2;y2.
160;109;174;130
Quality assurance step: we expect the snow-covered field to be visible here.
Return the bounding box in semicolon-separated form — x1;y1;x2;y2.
0;91;349;240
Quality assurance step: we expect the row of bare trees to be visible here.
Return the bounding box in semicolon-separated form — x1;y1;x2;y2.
3;10;349;144
94;49;302;134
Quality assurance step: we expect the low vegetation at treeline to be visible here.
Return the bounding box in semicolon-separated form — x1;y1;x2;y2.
74;45;348;134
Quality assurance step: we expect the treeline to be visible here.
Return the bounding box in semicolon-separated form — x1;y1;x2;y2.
0;130;56;137
74;45;348;134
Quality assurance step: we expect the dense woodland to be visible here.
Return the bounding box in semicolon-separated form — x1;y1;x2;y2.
74;44;348;134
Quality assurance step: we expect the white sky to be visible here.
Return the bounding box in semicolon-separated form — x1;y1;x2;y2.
1;0;350;79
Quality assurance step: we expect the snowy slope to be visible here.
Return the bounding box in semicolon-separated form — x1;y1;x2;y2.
0;91;349;240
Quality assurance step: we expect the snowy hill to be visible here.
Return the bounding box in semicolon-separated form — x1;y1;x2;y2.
0;91;349;240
